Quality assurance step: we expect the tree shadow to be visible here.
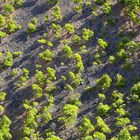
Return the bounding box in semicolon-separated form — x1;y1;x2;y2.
23;0;38;8
60;11;77;26
31;2;53;16
14;31;28;43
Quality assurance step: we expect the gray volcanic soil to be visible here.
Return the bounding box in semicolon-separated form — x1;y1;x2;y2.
0;0;140;140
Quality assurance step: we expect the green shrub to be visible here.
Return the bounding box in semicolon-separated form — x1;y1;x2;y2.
0;52;2;58
79;117;95;136
97;74;112;90
37;107;52;125
68;71;82;87
118;0;140;23
94;52;101;64
45;129;55;137
111;90;124;101
111;90;125;108
52;6;62;21
0;31;7;39
116;74;127;88
35;64;42;69
64;23;75;34
97;103;110;116
22;137;30;140
109;55;116;64
39;49;54;61
0;92;6;102
117;49;127;59
117;128;131;140
93;131;106;140
58;104;79;128
11;68;19;77
3;3;15;14
116;107;126;116
98;38;108;49
45;83;56;94
118;0;140;6
74;53;84;72
116;117;130;127
96;116;111;134
82;28;94;41
46;135;62;140
72;0;83;4
81;136;93;140
0;14;6;27
13;51;22;57
4;52;13;67
35;70;45;86
0;105;5;114
22;68;29;77
80;45;88;54
72;35;81;44
61;75;67;81
44;14;49;22
74;5;83;13
64;84;74;91
18;68;29;86
0;115;12;127
37;39;47;44
131;136;140;140
32;84;43;98
127;41;139;52
60;39;69;45
23;106;38;127
22;126;37;138
112;98;124;108
131;82;140;97
127;125;137;131
31;18;38;24
51;23;61;38
27;23;36;32
127;9;139;23
69;96;81;106
8;20;22;33
118;36;130;49
103;2;111;14
63;45;73;58
95;0;106;5
0;115;12;140
51;23;61;32
55;31;61;38
46;67;56;81
98;93;106;101
13;0;24;6
47;41;53;47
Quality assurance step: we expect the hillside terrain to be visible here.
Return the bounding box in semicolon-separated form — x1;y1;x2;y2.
0;0;140;140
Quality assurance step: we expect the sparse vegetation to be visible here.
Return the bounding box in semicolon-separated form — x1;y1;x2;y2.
0;0;140;139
